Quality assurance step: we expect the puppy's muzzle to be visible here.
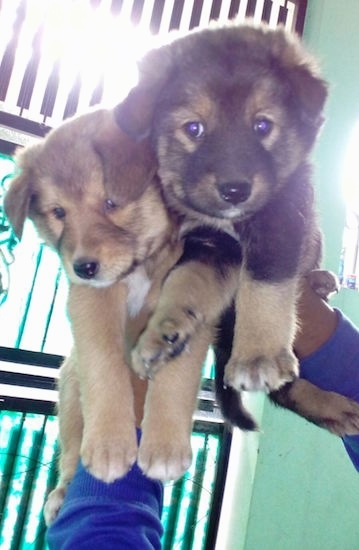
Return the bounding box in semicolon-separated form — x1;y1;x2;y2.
73;258;99;279
218;181;251;205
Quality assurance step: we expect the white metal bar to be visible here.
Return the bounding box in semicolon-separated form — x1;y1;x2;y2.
0;361;59;379
0;384;58;402
269;0;286;28
158;0;175;35
236;0;250;22
198;0;214;27
138;0;155;29
217;0;232;24
253;0;265;24
179;0;195;31
285;1;297;31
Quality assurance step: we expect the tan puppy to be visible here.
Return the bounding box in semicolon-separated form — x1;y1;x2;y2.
4;109;211;524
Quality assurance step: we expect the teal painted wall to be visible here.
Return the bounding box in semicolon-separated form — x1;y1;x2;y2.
223;1;359;548
303;0;359;324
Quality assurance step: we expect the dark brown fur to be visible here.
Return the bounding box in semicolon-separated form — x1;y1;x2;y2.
115;22;359;433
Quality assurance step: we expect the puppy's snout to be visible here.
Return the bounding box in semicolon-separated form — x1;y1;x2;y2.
218;181;251;205
73;259;99;279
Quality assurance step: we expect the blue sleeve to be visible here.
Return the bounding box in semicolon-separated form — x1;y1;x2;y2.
299;308;359;471
46;460;163;550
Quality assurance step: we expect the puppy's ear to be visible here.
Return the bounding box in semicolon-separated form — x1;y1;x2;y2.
3;148;38;238
287;66;328;130
94;110;158;205
114;46;174;141
268;27;327;132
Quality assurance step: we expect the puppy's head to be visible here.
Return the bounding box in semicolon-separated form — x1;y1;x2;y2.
4;109;170;287
116;23;327;224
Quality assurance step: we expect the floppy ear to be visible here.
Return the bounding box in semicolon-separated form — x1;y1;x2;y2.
114;45;174;141
287;66;328;131
270;28;328;132
93;110;158;205
3;148;37;238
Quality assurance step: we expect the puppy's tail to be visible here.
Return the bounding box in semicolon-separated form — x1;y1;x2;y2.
214;304;258;431
216;382;258;431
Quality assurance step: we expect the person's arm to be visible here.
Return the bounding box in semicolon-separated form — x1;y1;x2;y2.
294;278;339;360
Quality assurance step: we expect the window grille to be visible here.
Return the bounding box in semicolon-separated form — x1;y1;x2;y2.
0;0;307;131
0;1;308;548
0;345;227;550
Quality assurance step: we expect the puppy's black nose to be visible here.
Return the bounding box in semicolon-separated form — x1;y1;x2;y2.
219;181;251;205
73;259;99;279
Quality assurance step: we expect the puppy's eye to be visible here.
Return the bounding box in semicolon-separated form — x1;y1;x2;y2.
104;198;117;212
253;117;273;138
52;206;66;220
183;121;205;140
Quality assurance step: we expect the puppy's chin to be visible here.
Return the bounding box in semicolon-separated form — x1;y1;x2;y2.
67;274;117;288
171;194;254;224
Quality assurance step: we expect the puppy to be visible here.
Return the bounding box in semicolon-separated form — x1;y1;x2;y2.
115;22;359;434
4;109;211;523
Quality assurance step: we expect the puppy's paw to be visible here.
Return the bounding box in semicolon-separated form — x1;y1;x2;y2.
312;392;359;437
131;307;201;378
138;438;192;481
224;349;298;392
81;429;138;483
44;486;67;526
307;269;339;301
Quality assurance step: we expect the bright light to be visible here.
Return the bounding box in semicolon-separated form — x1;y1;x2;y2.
38;0;155;107
342;120;359;215
0;0;158;121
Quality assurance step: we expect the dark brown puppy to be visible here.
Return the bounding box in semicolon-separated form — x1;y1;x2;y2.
115;22;359;434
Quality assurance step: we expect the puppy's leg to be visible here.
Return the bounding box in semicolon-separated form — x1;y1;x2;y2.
138;326;212;480
68;283;138;483
270;379;359;436
225;271;299;392
132;261;237;379
44;353;83;525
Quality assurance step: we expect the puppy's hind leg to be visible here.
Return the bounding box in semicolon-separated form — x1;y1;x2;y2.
44;353;83;525
270;379;359;436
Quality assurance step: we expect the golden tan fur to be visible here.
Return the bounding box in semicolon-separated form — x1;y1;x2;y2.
4;109;210;524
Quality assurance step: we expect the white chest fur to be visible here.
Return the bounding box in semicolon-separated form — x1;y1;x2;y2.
126;266;151;318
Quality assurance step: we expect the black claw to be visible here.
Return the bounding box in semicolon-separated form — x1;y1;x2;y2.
186;308;197;319
163;332;179;345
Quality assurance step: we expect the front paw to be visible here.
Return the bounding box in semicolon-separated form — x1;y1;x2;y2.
44;486;67;525
138;433;192;481
131;307;200;379
224;349;298;392
81;428;138;482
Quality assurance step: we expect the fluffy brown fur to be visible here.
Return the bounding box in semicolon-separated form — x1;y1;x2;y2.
115;22;359;433
115;22;325;387
4;109;211;524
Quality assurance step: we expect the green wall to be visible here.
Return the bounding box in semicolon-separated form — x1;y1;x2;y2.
221;1;359;548
303;0;359;324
